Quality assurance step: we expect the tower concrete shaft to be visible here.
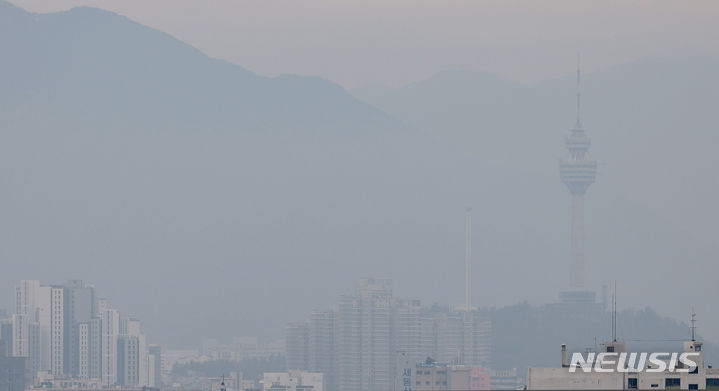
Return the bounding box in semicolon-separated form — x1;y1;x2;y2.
465;208;471;312
570;194;585;288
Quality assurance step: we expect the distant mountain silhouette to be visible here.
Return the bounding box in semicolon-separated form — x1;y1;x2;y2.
0;1;398;135
1;0;718;355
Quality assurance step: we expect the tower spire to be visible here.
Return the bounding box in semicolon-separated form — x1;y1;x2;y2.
576;52;582;127
691;307;697;342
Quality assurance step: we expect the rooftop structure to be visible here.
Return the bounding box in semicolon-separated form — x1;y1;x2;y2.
527;313;716;390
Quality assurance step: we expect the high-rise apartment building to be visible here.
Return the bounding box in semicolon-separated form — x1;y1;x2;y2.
76;323;89;379
308;310;334;391
287;279;492;391
117;318;147;387
394;299;422;366
334;294;360;391
7;280;152;387
147;344;163;387
63;280;96;377
0;319;13;356
12;280;48;377
10;280;98;379
285;322;309;371
50;287;64;376
101;307;119;386
356;278;393;391
87;317;102;380
0;340;29;391
117;335;140;386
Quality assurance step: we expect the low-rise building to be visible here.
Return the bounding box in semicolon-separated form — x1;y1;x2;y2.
527;339;719;389
490;368;523;390
263;370;323;391
415;360;448;391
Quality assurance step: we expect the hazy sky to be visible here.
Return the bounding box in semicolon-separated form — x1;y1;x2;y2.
9;0;719;88
4;0;719;348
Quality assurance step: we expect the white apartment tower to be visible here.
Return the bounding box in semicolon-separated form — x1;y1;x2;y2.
357;278;393;391
50;287;64;375
88;317;103;379
12;281;54;377
118;317;148;387
76;323;89;379
101;307;119;386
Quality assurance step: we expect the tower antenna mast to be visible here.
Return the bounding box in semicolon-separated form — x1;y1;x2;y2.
691;307;697;342
576;53;582;127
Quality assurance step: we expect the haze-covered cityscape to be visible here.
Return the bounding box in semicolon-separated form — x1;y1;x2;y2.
1;1;718;390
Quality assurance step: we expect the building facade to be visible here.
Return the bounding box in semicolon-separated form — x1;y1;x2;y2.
0;340;29;391
527;339;719;390
286;279;492;391
5;280;152;387
263;370;323;391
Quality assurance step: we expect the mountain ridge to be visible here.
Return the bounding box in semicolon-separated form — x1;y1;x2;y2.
0;0;402;136
2;0;719;352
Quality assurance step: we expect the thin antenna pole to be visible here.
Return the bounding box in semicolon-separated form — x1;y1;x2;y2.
465;207;472;313
576;52;581;127
612;281;617;342
691;307;696;342
594;336;597;352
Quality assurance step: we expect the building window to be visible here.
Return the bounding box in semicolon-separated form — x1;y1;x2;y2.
628;378;638;389
706;379;719;390
666;378;680;389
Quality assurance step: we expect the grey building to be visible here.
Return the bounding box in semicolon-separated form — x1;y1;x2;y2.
117;336;140;386
147;345;163;387
286;279;492;391
0;340;29;391
308;310;334;391
285;322;309;371
0;321;12;357
63;280;96;377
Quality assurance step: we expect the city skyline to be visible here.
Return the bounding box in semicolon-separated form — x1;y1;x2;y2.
3;275;710;390
1;0;718;369
1;279;161;388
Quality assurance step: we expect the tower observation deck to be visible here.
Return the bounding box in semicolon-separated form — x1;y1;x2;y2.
559;60;597;290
